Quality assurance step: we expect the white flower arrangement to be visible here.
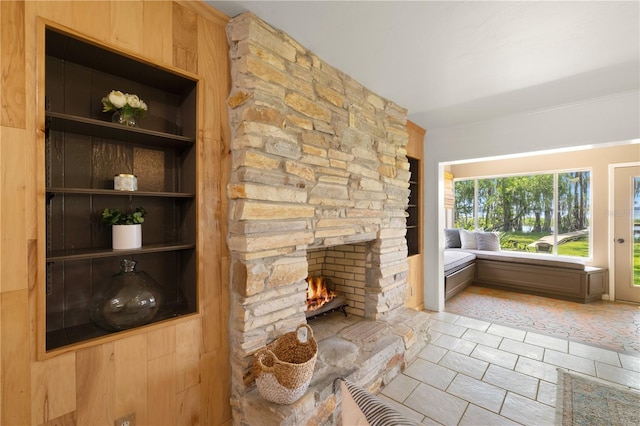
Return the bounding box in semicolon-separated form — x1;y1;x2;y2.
101;90;148;118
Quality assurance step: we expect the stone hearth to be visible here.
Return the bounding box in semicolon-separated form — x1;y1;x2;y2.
242;309;430;425
225;12;429;425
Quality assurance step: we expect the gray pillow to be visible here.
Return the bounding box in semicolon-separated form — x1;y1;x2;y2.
444;229;461;248
476;232;501;251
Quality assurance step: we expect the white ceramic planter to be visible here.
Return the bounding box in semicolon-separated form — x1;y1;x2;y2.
112;224;142;249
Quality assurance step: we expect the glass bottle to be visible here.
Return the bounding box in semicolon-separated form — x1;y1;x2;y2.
90;259;163;331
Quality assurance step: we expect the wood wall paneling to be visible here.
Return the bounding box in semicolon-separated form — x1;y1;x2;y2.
405;120;425;310
31;352;76;424
114;334;148;425
143;0;173;64
76;343;116;425
0;0;26;129
198;18;230;141
0;127;28;293
406;120;425;158
177;383;201;425
30;1;111;43
0;31;2;426
110;0;144;53
1;290;31;425
172;3;198;74
407;255;424;310
42;410;76;426
0;291;2;424
175;318;203;392
147;324;176;361
148;352;178;426
0;1;232;425
201;349;233;426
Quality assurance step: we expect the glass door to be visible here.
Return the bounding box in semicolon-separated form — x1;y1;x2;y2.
614;165;640;303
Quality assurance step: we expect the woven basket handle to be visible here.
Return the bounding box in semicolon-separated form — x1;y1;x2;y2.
255;348;277;373
295;323;314;345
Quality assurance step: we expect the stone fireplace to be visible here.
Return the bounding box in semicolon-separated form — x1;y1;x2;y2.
225;12;429;425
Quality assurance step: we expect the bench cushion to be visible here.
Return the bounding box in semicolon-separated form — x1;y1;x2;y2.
451;248;585;270
444;250;476;275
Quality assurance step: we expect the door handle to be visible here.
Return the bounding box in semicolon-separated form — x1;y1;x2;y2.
616;238;625;244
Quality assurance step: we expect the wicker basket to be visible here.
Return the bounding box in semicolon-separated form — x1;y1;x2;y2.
253;323;318;404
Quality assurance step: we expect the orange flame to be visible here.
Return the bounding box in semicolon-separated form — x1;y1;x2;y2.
306;276;337;311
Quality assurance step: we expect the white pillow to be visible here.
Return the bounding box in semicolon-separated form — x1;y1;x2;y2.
476;232;501;251
459;229;477;250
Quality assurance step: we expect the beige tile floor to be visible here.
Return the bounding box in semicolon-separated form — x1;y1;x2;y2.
378;311;640;426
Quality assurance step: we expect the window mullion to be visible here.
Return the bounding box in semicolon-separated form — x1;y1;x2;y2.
553;172;558;255
474;179;479;230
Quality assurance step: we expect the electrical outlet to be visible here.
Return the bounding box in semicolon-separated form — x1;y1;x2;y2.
115;412;135;426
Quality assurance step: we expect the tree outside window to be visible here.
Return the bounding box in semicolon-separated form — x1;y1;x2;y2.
454;171;590;258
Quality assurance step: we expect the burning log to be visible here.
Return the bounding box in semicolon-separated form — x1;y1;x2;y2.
306;276;337;311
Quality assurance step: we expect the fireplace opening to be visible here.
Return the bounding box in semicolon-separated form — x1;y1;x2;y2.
305;242;371;319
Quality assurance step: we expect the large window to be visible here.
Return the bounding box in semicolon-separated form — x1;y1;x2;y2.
635;177;640;284
454;171;591;258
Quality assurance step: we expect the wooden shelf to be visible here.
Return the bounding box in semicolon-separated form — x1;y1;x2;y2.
46;187;194;198
46;243;195;262
46;308;194;351
45;111;195;148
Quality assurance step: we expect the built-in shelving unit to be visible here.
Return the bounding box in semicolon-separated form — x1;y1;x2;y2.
44;28;198;351
405;120;425;311
407;156;420;256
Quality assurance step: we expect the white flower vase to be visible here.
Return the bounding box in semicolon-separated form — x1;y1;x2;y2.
112;224;142;249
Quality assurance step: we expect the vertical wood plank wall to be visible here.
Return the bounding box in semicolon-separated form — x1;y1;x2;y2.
406;120;426;311
0;1;232;425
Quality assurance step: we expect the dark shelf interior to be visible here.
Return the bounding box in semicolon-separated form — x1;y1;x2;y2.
407;156;420;256
46;294;195;351
46;28;195;96
44;28;198;351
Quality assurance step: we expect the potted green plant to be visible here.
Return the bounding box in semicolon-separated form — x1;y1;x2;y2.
101;207;146;249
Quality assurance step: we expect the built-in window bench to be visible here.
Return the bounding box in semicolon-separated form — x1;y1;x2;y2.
444;249;608;304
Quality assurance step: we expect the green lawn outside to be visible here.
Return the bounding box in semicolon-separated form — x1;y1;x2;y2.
499;231;545;251
499;231;589;257
635;242;640;285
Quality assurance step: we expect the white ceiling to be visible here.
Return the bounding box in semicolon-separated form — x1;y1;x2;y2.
207;1;640;131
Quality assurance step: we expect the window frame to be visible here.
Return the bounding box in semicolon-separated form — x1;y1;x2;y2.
454;168;593;259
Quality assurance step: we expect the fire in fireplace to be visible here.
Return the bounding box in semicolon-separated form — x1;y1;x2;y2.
305;276;348;319
306;276;336;312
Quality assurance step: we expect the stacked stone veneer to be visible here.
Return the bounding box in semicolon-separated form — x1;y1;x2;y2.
225;12;413;423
